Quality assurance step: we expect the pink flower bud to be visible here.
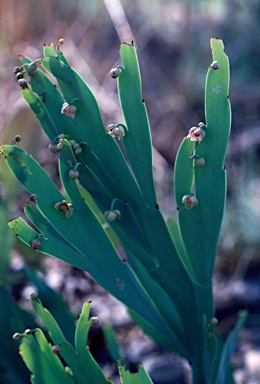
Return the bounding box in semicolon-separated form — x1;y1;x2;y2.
61;102;77;119
187;126;206;143
31;238;41;250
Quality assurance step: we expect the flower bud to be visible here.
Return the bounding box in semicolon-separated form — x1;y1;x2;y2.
13;66;22;75
110;67;122;78
187;126;206;143
54;200;73;218
104;209;121;221
14;135;22;142
210;61;220;70
12;333;22;340
15;72;24;80
111;126;125;140
74;147;82;155
69;169;79;180
28;62;38;72
106;124;117;133
182;194;198;209
31;238;41;250
196;157;205;168
90;317;99;326
18;79;28;89
49;143;63;153
52;344;62;355
61;102;77;119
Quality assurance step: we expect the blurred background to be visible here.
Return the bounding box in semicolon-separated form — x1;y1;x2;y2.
0;0;260;383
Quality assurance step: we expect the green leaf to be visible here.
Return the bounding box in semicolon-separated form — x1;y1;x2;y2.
176;38;231;286
215;311;247;384
30;295;67;344
40;55;145;208
174;138;195;210
118;361;154;384
74;302;92;355
103;323;122;362
19;329;75;384
118;44;156;208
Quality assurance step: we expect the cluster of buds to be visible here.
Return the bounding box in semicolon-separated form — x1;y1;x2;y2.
106;124;125;141
14;66;28;89
69;140;82;155
61;102;77;119
187;123;206;143
182;194;198;209
54;200;73;218
104;209;121;221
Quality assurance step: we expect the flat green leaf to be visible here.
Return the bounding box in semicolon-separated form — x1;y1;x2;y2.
174;138;195;209
103;323;122;362
57;142;170;333
215;311;247;384
176;38;231;286
19;329;74;384
166;217;195;281
118;44;156;208
30;295;66;344
43;43;56;57
74;302;92;355
21;87;60;140
118;361;154;384
40;56;145;208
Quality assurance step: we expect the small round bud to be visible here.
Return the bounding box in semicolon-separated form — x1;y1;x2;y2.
18;79;28;89
61;102;77;119
187;126;206;143
15;72;24;80
24;329;32;335
59;38;65;45
14;135;22;142
90;317;99;326
69;169;79;180
74;147;82;155
28;62;38;72
31;238;41;250
111;126;125;140
210;317;218;326
210;61;220;70
106;124;117;133
110;67;122;78
54;200;73;218
72;143;80;150
12;333;22;340
196;157;205;168
104;209;121;221
13;66;22;75
182;194;199;209
52;344;62;355
49;143;63;153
